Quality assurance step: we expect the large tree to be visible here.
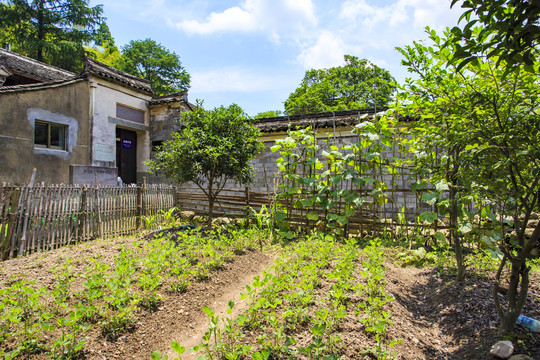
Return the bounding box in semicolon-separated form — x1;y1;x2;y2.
148;102;263;226
116;39;190;97
449;0;540;72
398;26;540;335
284;55;396;116
0;0;106;72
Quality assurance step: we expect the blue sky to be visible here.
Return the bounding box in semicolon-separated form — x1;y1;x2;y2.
90;0;465;116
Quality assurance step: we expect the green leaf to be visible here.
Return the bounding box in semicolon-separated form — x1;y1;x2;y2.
435;231;446;243
275;211;287;222
202;306;214;317
419;211;438;224
327;213;339;221
270;144;281;152
299;198;314;207
421;192;438;206
307;212;319;221
171;341;185;355
312;323;326;336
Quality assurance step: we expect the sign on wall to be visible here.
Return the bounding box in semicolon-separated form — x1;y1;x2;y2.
94;143;115;162
70;165;118;185
122;139;133;149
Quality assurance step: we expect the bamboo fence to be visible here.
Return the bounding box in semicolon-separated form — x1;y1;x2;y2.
0;183;175;260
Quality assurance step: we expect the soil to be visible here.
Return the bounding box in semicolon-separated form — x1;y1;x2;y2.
0;235;539;360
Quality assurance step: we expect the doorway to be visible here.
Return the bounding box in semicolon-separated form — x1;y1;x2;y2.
116;128;137;184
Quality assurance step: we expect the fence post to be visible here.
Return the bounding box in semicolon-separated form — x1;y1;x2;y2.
136;185;143;229
94;172;103;239
4;187;20;260
78;187;87;243
173;186;179;210
19;168;36;256
142;177;147;217
245;187;251;217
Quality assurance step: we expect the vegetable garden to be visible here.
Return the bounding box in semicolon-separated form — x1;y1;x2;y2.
1;10;540;359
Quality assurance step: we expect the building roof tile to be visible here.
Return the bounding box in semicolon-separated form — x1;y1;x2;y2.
253;108;388;133
0;48;75;82
82;57;153;95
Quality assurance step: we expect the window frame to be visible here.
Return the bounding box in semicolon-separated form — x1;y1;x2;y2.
34;120;67;150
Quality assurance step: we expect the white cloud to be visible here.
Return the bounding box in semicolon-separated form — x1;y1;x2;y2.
174;0;317;42
339;0;457;32
191;67;293;93
296;31;351;70
178;6;257;34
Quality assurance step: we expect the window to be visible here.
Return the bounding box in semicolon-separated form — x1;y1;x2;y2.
116;104;145;124
34;121;66;150
152;140;163;151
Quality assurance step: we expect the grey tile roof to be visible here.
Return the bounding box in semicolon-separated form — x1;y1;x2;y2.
0;48;75;82
253;108;385;133
82;57;152;95
0;77;85;94
149;91;191;106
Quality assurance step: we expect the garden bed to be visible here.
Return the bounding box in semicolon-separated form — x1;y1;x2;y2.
0;231;538;360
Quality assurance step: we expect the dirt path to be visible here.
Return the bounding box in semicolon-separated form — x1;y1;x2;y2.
159;251;277;360
78;250;277;360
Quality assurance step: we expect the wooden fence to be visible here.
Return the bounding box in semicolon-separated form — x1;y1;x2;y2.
0;183;175;260
176;185;429;234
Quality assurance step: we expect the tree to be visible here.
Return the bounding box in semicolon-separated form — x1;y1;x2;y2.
148;102;263;226
0;0;106;72
284;55;396;115
449;0;540;72
254;110;283;119
397;26;540;334
85;24;123;67
116;39;190;97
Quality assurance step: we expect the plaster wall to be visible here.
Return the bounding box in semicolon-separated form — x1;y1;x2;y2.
0;81;90;184
89;78;152;182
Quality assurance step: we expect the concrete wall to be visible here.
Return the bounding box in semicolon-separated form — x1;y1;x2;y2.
149;102;191;143
89;78;152;183
147;101;191;184
0;81;90;184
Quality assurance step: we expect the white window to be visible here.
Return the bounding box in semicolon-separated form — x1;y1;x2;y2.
34;121;66;150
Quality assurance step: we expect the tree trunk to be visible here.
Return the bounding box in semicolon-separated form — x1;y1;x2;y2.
450;180;466;281
207;175;214;227
37;0;45;62
207;194;214;228
495;224;539;334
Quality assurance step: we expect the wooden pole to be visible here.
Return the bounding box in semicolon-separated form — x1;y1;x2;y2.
94;172;103;239
19;168;36;256
5;187;20;260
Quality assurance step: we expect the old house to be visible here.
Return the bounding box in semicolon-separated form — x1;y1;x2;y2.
0;48;191;185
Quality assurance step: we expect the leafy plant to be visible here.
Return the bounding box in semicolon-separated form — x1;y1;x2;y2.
50;309;91;360
191;302;251;360
150;341;185;360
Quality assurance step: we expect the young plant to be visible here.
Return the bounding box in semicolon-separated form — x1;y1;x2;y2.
150;341;185;360
191;302;251;360
50;309;91;360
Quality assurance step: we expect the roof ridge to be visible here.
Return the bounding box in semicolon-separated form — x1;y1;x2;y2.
0;77;85;94
83;57;151;84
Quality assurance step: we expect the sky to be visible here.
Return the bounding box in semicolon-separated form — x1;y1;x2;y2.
89;0;465;116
